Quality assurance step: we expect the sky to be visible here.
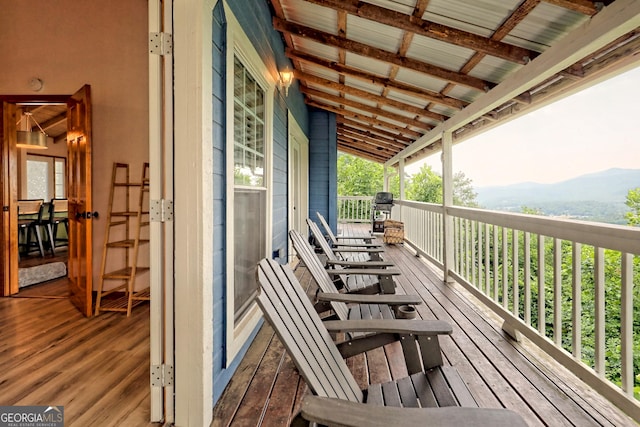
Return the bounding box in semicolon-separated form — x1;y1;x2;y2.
407;65;640;188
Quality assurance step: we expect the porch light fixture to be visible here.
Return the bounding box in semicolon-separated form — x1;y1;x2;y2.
279;67;294;96
16;111;48;149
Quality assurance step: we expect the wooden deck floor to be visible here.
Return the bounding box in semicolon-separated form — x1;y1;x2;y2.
212;223;637;427
0;292;156;427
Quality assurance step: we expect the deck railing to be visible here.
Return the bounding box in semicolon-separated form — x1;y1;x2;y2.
337;196;373;223
374;199;640;420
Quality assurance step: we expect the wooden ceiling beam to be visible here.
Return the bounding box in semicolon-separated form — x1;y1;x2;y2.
337;134;398;156
338;125;408;150
307;99;424;138
287;48;467;109
37;112;66;132
337;143;388;163
297;70;446;122
273;17;491;91
337;117;414;144
544;0;601;16
302;86;433;131
303;0;536;64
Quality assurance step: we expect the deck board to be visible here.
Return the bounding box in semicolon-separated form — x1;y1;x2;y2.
212;223;637;426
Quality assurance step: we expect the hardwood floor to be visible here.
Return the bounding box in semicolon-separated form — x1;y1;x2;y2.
0;295;156;426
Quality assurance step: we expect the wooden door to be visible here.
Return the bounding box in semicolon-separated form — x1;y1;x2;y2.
67;85;94;317
0;103;19;296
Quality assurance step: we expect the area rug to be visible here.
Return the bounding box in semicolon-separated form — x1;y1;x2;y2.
19;262;67;288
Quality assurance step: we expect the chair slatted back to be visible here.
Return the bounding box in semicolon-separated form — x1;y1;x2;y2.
289;230;350;321
256;258;363;403
316;212;340;246
307;218;341;263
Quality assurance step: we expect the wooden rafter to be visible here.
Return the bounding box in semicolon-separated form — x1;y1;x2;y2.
337;134;398;154
544;0;601;15
302;87;433;131
297;70;446;122
287;48;467;109
273;17;492;91
338;125;408;150
337;117;414;144
337;143;389;163
302;0;537;64
307;100;425;138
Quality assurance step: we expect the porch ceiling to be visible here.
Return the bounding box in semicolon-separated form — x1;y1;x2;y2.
270;0;640;165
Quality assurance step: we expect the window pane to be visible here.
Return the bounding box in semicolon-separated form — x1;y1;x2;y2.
234;188;266;321
26;159;49;200
232;55;265;189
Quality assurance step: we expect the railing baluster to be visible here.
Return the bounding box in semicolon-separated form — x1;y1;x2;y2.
553;238;562;346
466;219;471;281
485;223;490;296
524;232;531;325
572;242;582;359
621;252;633;395
493;225;499;301
502;227;508;309
595;246;605;375
513;229;519;318
476;221;482;289
538;234;546;336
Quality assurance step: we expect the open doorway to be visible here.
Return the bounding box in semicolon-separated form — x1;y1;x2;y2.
15;103;69;298
1;86;94;318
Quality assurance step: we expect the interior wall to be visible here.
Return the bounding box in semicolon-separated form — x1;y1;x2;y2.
0;0;150;289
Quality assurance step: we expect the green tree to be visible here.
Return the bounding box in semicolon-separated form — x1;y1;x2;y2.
337;154;384;196
625;187;640;226
453;171;478;207
405;164;442;203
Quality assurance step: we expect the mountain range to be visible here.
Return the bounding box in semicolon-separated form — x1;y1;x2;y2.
474;168;640;224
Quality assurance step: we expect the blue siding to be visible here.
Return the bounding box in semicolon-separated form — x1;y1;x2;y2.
211;2;229;402
210;0;312;406
308;109;338;233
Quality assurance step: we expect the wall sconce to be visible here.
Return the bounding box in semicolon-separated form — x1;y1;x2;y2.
279;68;294;97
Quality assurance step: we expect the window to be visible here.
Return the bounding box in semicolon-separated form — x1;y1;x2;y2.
224;3;274;362
233;55;267;322
25;155;66;200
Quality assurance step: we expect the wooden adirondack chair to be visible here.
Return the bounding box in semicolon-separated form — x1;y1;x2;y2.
306;220;398;293
289;229;419;319
316;211;379;247
256;258;528;427
307;218;388;264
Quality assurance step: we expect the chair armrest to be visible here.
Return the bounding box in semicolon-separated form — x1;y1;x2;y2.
297;396;529;427
330;268;400;276
334;235;375;243
326;259;395;268
332;242;382;248
327;320;452;367
323;319;451;336
316;292;422;306
332;247;384;254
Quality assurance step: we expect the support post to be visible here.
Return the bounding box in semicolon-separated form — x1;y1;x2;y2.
442;131;454;284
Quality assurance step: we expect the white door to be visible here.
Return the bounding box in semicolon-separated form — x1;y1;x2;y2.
288;112;309;259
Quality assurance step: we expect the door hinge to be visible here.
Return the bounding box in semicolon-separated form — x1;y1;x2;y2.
150;199;174;222
149;32;173;55
151;364;174;387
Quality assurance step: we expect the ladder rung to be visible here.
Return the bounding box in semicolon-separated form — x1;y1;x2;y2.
106;239;136;248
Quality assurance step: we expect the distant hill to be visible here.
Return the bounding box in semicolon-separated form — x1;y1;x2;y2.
475;168;640;224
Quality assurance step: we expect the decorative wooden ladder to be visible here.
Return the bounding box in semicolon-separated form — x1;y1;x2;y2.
95;162;150;316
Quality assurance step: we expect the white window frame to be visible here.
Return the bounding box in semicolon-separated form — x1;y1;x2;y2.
224;2;275;364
